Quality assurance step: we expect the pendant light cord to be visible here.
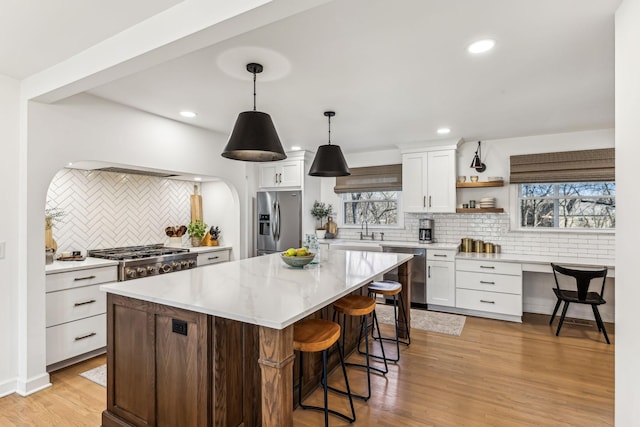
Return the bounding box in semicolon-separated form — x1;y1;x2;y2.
252;71;257;112
327;115;332;145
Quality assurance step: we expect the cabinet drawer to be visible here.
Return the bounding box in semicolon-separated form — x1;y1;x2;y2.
456;259;522;276
46;266;117;293
46;314;106;365
456;271;522;295
456;289;522;316
197;250;230;266
46;284;107;327
427;249;456;261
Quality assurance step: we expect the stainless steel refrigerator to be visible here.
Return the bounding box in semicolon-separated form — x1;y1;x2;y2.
257;190;302;255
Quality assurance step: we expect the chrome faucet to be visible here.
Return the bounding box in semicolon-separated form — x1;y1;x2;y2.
360;220;374;240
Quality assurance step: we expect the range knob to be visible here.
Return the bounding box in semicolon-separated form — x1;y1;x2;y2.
171;261;180;270
147;265;157;274
181;261;189;268
136;267;147;277
188;260;196;268
125;268;136;279
161;264;172;273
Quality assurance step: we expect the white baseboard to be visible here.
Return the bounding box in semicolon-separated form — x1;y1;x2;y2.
0;377;17;398
16;372;51;396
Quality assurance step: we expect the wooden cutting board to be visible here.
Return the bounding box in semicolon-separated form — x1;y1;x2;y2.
190;184;202;222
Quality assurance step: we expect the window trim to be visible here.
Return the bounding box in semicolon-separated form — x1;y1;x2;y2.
509;184;615;234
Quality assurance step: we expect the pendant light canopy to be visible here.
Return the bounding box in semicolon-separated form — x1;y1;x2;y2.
308;111;351;177
222;63;287;162
470;140;487;172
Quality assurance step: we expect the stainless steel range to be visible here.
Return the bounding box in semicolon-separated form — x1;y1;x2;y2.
88;244;197;281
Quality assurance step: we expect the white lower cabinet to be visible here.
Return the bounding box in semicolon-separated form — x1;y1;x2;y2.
46;265;117;367
455;259;523;321
197;248;231;266
426;249;456;307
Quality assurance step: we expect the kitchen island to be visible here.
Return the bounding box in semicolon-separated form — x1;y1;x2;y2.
100;250;413;427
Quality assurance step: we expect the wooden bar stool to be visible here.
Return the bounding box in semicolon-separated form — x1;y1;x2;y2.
294;318;356;426
366;280;411;362
331;294;388;401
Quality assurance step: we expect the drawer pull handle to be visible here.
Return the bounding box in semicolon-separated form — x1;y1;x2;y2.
480;299;496;304
74;299;96;307
207;256;220;261
480;281;495;285
74;332;97;341
480;266;495;269
433;254;447;258
74;275;96;281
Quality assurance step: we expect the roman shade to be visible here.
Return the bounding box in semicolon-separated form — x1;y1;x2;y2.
509;148;615;184
334;164;402;193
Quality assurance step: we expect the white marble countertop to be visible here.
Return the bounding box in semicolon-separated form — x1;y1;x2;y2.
319;238;459;251
101;250;412;330
186;245;232;253
45;257;119;274
455;252;615;272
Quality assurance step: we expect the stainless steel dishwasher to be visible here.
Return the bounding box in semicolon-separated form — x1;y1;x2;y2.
382;246;427;308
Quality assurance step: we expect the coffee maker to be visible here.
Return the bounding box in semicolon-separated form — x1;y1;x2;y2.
419;219;433;243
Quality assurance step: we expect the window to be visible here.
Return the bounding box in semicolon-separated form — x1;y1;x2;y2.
518;182;615;229
342;191;399;226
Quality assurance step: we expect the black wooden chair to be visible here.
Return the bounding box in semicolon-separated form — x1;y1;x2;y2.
549;263;610;344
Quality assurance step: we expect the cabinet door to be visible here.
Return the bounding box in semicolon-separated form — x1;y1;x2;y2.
259;164;279;188
426;150;456;213
278;160;302;187
402;153;427;212
427;260;455;307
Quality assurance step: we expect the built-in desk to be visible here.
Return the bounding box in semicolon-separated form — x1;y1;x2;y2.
453;253;615;323
100;250;413;427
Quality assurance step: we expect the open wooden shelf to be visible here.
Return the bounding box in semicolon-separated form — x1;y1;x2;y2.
456;180;504;188
456;208;504;213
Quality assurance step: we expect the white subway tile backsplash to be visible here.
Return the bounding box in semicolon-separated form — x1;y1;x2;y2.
336;212;614;260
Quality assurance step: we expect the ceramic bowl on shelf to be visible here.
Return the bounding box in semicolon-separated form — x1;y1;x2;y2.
281;253;315;268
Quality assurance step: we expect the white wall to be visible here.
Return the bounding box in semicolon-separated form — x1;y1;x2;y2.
17;93;248;395
201;180;238;257
0;74;20;397
615;0;640;423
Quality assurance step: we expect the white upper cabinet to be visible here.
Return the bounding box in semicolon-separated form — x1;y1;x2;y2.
402;149;456;213
259;159;303;189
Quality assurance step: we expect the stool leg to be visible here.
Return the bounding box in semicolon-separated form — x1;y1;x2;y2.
371;310;389;374
392;295;401;356
556;301;569;336
397;292;411;346
336;341;356;422
322;349;329;426
591;305;602;331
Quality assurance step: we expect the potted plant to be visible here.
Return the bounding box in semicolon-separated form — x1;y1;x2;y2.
208;226;221;246
187;219;208;247
310;201;333;239
44;207;65;261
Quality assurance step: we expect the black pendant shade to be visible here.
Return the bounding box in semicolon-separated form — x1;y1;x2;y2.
222;111;286;161
309;144;351;177
308;111;351;177
221;63;287;162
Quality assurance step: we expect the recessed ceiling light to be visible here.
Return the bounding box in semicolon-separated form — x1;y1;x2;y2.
67;162;73;166
194;177;202;181
437;128;451;135
467;39;495;54
180;111;197;118
291;146;302;151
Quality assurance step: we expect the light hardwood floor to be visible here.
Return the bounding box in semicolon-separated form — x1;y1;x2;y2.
0;314;613;426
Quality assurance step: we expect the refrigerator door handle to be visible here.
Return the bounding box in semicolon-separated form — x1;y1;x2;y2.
271;201;278;241
275;200;281;241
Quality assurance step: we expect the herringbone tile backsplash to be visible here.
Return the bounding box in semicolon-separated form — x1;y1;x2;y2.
46;169;193;252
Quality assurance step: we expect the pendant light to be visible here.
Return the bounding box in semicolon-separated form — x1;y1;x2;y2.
470;141;487;172
308;111;351;177
222;63;287;162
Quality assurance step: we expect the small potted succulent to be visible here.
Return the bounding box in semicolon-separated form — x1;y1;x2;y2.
208;226;221;246
187;219;208;247
310;201;333;239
